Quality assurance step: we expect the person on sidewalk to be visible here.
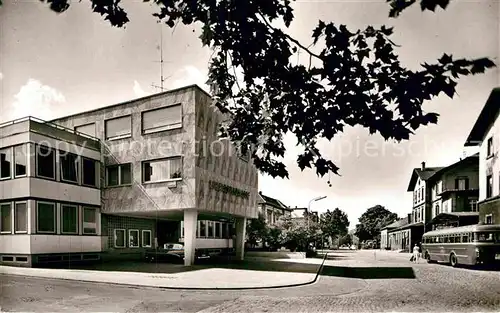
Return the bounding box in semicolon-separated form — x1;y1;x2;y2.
412;244;420;263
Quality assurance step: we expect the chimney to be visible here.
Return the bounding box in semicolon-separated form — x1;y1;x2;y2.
421;162;426;170
407;213;412;224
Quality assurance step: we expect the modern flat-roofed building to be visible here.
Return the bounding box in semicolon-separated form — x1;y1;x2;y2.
0;117;102;266
0;85;259;267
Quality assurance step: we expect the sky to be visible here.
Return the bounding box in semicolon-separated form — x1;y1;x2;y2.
0;0;499;229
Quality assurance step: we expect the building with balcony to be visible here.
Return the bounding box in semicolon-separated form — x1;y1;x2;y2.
464;87;500;225
406;162;444;242
426;154;480;230
257;192;292;225
0;85;259;267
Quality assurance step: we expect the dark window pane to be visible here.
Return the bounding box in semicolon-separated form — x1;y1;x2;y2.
37;203;55;233
1;204;11;232
37;147;55;179
143;231;151;246
115;229;125;247
120;164;131;184
83;207;97;234
107;166;119;186
14;145;26;177
15;202;27;232
62;205;78;233
60;153;79;183
83;159;97;187
1;148;12;179
208;221;214;237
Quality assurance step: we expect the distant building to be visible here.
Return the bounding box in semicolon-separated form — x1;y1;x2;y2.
290;207;319;224
257;192;292;225
380;215;411;251
464;87;500;225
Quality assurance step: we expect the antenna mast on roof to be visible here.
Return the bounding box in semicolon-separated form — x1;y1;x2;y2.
151;23;170;92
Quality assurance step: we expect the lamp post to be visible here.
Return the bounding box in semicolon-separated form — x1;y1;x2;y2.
307;196;327;229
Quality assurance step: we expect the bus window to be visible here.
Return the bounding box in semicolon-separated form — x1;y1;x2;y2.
449;236;454;243
461;234;469;243
475;232;494;242
443;236;449;243
435;237;439;243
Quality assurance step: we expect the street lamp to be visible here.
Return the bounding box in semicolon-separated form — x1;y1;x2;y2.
307;196;327;228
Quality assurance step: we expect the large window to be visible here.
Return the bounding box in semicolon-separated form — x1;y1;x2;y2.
60;152;79;183
486;175;493;198
14;145;27;177
61;205;78;234
0;148;12;179
36;146;55;179
142;230;152;247
487;137;493;157
82;158;98;187
114;229;126;248
105;115;131;140
0;203;12;233
142;104;182;134
14;202;27;233
82;207;97;234
143;157;182;183
128;229;139;247
37;202;56;233
75;123;96;138
106;163;132;187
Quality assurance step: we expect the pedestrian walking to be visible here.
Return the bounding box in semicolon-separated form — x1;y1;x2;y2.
412;243;420;263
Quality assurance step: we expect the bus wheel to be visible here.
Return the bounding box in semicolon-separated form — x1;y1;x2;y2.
450;253;458;267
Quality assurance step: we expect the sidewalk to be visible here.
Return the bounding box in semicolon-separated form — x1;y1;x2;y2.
0;257;324;290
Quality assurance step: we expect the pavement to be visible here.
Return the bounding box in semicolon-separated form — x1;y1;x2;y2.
2;249;500;312
0;254;325;289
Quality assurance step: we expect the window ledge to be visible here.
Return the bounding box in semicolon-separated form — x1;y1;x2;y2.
106;134;132;142
0;231;12;234
105;184;133;189
143;178;182;187
143;123;182;135
14;231;28;234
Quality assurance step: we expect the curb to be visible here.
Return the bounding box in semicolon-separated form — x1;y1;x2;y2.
1;253;329;291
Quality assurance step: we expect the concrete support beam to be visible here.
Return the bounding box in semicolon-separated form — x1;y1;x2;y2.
235;216;247;261
183;209;197;266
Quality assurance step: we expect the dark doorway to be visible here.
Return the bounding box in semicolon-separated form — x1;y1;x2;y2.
156;220;180;247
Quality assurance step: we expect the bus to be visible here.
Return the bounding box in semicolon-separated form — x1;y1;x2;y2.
421;224;500;267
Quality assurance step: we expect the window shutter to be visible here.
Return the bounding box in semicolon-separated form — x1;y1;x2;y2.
455;179;459;190
465;178;469;190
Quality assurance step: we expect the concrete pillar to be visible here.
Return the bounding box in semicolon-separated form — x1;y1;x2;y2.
235;216;247;260
183;209;197;266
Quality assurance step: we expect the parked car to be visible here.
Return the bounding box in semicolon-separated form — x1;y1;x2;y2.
144;243;210;263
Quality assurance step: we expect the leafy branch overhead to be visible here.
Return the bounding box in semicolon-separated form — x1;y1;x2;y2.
33;0;495;181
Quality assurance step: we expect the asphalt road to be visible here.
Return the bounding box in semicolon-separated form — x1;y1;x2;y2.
2;250;500;312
